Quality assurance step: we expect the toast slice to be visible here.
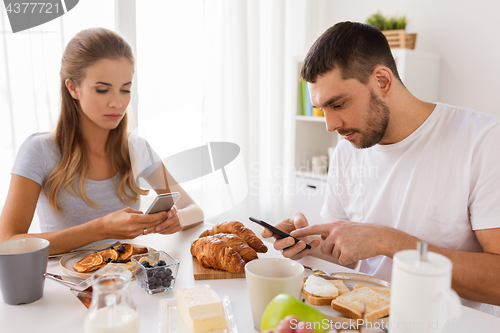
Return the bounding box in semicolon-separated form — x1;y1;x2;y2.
302;276;350;305
352;284;391;298
331;286;390;322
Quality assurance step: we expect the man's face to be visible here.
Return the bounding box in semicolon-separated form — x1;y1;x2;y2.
309;68;390;149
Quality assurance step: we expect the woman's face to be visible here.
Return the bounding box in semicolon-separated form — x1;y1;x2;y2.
66;57;134;131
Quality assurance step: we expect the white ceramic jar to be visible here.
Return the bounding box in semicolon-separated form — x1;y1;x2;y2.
389;243;461;333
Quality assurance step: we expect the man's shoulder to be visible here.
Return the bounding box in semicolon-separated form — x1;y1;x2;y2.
436;103;500;132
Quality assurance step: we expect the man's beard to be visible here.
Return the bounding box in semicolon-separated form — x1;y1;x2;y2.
338;89;390;149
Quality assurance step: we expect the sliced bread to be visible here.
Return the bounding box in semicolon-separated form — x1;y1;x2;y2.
331;286;390;322
302;276;350;305
352;284;391;298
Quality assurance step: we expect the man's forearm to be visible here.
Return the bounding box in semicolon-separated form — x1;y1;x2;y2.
383;232;500;306
429;246;500;306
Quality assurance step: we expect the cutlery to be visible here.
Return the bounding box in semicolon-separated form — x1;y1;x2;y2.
302;265;353;280
45;272;93;291
48;240;121;259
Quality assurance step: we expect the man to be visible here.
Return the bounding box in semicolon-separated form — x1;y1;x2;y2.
262;21;500;315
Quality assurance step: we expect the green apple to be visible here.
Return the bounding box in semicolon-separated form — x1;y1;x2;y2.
261;294;327;333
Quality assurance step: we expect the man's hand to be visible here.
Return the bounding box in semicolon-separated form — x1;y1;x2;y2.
261;213;321;260
291;221;418;265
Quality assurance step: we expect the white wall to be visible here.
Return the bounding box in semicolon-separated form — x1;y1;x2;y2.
327;0;500;116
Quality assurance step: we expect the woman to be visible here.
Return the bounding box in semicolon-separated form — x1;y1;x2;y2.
0;28;204;254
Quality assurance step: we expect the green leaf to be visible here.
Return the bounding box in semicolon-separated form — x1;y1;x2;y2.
366;12;408;31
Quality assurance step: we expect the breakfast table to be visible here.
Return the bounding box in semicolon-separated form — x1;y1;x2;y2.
0;217;499;333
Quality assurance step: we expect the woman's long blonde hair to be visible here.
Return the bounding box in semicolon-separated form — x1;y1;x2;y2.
43;28;147;213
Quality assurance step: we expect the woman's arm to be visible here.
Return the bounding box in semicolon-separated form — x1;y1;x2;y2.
145;164;204;233
0;175;105;254
0;175;169;254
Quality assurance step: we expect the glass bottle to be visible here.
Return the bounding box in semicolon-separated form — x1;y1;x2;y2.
84;265;140;333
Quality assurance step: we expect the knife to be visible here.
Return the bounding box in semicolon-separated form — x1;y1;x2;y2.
302;265;391;287
302;265;354;280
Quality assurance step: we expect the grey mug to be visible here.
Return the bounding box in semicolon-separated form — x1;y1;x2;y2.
0;238;50;305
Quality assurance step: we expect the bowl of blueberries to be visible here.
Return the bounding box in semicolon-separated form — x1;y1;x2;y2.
131;251;179;294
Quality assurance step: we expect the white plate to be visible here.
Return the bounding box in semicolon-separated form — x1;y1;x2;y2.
159;296;238;333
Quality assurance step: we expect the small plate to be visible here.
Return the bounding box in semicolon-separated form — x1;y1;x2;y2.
159;295;238;333
302;272;390;328
59;243;152;279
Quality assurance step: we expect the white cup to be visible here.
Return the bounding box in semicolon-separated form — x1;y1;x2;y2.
245;258;304;331
389;249;461;333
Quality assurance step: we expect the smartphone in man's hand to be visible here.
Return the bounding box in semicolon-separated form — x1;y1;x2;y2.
249;217;311;249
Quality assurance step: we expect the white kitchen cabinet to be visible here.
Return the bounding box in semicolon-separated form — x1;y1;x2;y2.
291;49;440;220
293;176;328;225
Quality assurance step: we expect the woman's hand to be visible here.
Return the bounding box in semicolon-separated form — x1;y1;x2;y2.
154;205;183;235
99;207;168;239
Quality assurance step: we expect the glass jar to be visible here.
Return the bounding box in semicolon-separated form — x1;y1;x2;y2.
84;265;140;333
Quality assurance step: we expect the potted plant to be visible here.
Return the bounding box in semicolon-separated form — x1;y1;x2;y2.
366;12;417;49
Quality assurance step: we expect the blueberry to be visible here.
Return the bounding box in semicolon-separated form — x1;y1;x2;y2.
162;279;170;287
155;278;163;287
106;258;113;263
157;260;166;266
116;245;126;253
167;275;174;282
116;259;125;264
141;261;151;268
111;260;118;263
146;270;154;278
165;268;172;276
147;277;156;285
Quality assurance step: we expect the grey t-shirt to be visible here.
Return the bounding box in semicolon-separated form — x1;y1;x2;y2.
11;132;160;233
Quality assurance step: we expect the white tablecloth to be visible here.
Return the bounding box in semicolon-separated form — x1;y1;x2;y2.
0;220;498;333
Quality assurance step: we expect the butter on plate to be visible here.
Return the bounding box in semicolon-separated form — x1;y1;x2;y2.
176;284;227;333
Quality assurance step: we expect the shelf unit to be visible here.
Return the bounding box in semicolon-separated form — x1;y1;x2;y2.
296;115;326;123
294;116;338;178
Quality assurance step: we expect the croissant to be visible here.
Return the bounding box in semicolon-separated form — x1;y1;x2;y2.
191;236;246;273
211;233;258;262
199;220;268;253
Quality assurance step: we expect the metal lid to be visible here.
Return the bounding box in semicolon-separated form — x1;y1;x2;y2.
394;242;452;276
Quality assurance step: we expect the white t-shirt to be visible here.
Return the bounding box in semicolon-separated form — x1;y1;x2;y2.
320;103;500;316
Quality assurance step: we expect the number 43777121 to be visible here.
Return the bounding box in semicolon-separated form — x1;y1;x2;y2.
6;2;60;14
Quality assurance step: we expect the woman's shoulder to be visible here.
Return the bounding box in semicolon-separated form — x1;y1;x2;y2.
22;132;55;146
19;132;59;155
13;132;59;185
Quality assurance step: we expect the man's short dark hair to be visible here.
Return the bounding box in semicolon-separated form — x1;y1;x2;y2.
300;21;401;84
